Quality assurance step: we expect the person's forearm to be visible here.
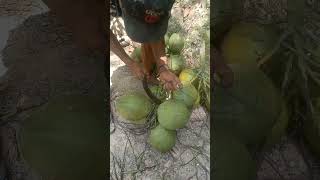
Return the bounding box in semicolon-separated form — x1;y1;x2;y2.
110;31;133;66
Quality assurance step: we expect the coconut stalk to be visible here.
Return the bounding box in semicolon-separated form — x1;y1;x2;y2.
196;30;210;110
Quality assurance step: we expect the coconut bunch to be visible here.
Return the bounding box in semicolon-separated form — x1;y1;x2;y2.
217;22;292;146
216;2;320;161
114;87;198;153
213;10;320;176
165;31;210;112
212;22;291;179
213;1;320;178
115;32;212;153
197;29;210;111
213;65;288;180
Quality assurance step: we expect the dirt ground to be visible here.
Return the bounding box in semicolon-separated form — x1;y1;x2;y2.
110;51;210;179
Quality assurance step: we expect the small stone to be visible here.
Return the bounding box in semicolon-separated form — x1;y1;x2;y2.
180;149;194;164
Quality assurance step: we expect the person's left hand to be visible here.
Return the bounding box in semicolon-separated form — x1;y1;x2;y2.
159;70;182;91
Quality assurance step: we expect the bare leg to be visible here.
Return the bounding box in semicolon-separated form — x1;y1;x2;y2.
141;43;160;85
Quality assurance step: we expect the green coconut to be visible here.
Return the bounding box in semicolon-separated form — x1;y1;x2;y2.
165;34;170;46
158;100;191;130
115;92;152;122
213;64;282;145
149;85;166;101
179;68;199;87
168;55;185;75
148;125;176;153
168;33;185;54
130;46;142;63
264;101;289;148
213;129;257;180
19;95;106;180
221;22;278;64
173;84;199;109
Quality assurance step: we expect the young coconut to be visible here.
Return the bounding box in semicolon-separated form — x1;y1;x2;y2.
157;100;191;130
213;64;282;146
168;33;185;54
173;84;199;109
149;85;166;101
221;22;278;64
179;68;199;87
148;125;176;153
115;92;152;123
168;55;185;75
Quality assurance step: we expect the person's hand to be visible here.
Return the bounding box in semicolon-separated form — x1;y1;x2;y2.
128;61;145;80
159;70;182;91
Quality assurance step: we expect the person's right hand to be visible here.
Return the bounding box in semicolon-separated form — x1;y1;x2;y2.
128;62;145;80
159;70;182;91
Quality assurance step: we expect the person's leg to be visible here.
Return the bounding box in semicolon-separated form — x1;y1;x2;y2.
141;43;155;75
141;43;159;84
